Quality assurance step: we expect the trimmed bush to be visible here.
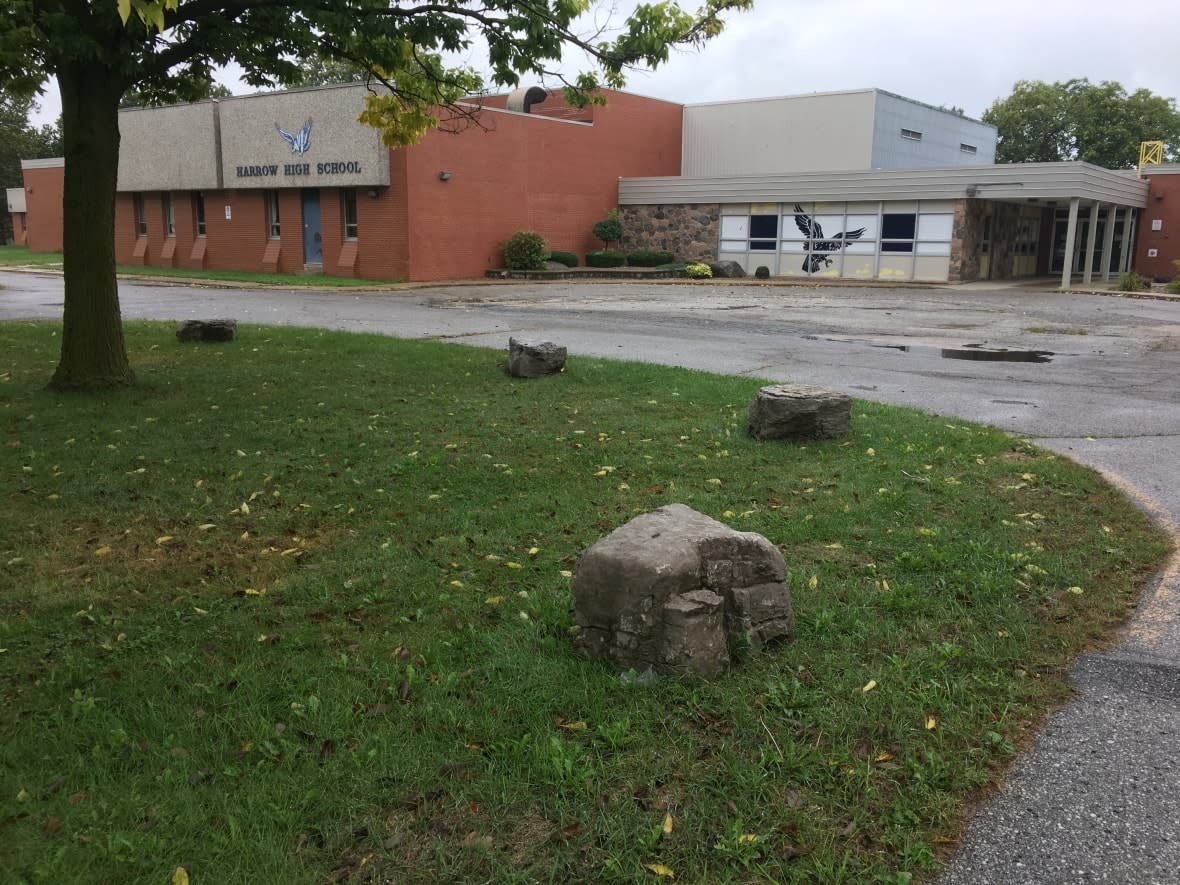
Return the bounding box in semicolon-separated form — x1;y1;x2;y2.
547;250;579;268
626;249;675;267
503;230;548;270
754;265;770;279
586;249;626;268
592;209;624;248
685;263;713;279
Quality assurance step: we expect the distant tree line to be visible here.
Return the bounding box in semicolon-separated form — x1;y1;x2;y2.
984;78;1180;169
1;93;61;243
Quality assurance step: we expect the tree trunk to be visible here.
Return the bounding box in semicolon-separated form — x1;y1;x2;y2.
48;61;133;390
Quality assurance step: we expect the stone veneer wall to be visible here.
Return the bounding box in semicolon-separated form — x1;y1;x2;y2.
949;199;983;282
988;203;1022;281
949;199;1024;283
621;204;720;262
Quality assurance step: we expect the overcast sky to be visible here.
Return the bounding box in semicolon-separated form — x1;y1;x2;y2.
27;0;1180;128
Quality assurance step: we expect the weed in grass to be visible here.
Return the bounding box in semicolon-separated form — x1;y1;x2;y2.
0;321;1170;884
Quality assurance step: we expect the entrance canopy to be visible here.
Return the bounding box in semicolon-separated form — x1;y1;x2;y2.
620;162;1149;286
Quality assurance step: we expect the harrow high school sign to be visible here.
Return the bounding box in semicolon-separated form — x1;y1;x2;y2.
234;117;365;180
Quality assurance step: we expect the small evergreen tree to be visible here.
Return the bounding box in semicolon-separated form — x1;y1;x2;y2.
592;208;624;249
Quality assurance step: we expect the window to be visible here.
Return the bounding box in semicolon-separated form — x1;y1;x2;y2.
960;143;978;154
900;128;922;141
134;193;147;236
342;188;358;240
749;213;777;250
1014;217;1040;257
881;213;916;252
194;191;206;237
162;193;175;237
266;190;281;239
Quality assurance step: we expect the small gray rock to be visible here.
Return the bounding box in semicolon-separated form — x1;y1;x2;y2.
747;383;851;440
176;319;237;342
508;337;566;378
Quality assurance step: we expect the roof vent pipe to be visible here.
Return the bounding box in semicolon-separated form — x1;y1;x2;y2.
506;86;548;114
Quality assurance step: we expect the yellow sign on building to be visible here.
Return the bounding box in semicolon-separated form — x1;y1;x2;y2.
1139;141;1164;177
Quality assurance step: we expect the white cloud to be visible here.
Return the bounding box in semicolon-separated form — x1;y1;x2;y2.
28;0;1180;130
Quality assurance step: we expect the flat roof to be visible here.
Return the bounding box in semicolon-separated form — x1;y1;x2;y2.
619;162;1148;208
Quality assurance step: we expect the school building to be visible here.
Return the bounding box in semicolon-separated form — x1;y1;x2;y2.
8;83;1175;285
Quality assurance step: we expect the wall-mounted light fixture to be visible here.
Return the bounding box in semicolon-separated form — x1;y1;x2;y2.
438;170;452;182
367;188;378;198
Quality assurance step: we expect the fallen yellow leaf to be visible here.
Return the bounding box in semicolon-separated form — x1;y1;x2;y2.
198;523;216;531
643;863;675;879
94;546;113;557
926;716;938;730
155;535;174;545
172;867;190;885
506;562;523;569
450;580;464;589
737;833;760;844
662;813;674;835
808;575;818;590
558;721;587;731
861;679;877;694
484;596;504;605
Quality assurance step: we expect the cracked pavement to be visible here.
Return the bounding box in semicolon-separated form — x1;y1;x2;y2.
3;271;1179;882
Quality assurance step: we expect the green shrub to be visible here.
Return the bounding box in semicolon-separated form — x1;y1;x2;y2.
626;249;675;267
592;209;624;248
1168;261;1180;294
754;265;770;279
503;230;548;270
685;262;713;279
1117;271;1149;292
586;249;626;268
547;250;578;268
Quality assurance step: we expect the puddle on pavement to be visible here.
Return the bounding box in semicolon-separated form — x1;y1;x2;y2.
867;342;1054;363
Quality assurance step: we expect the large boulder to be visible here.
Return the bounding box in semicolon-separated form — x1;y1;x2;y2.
508;337;566;378
708;260;746;278
572;504;792;677
747;384;851;440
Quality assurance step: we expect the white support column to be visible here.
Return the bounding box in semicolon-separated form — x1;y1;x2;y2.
1100;205;1118;281
1060;197;1080;289
1082;201;1100;285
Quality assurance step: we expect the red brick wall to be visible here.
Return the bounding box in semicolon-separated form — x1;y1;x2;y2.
10;212;27;245
30;90;681;282
22;165;64;252
1136;174;1180;280
403;91;683;281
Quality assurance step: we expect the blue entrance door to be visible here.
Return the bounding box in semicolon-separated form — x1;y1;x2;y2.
301;189;322;264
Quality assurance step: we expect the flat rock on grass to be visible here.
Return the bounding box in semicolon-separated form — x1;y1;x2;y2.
747;383;851;440
176;319;237;342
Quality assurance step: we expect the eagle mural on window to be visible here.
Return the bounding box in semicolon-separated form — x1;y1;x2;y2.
275;118;313;155
793;204;866;273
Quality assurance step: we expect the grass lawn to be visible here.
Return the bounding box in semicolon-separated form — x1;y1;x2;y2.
0;322;1170;884
0;246;402;287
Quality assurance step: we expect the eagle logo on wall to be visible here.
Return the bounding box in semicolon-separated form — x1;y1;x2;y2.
794;204;866;273
275;118;313;155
